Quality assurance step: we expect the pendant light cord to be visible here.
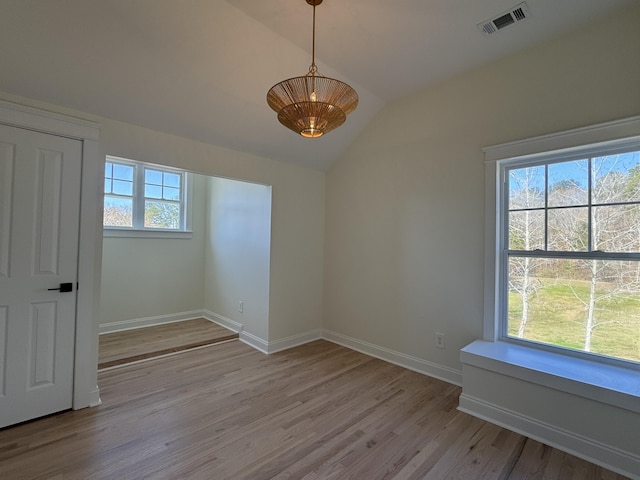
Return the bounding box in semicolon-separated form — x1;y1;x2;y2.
309;3;317;75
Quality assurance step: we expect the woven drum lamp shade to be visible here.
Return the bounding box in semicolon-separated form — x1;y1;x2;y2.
267;74;358;138
266;0;358;138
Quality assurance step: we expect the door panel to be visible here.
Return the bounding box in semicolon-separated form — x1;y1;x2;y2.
0;142;13;278
29;301;57;387
0;124;82;428
34;149;64;275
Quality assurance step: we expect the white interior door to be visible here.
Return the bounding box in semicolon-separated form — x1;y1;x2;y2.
0;123;82;428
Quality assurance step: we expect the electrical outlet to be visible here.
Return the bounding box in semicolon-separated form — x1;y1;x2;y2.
435;332;445;349
239;301;244;313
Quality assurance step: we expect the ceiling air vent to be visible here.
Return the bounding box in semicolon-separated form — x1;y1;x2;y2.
478;2;531;36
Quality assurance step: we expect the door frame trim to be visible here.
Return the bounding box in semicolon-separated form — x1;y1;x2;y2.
0;100;102;409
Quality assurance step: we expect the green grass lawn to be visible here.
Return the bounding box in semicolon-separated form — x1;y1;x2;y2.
508;278;640;363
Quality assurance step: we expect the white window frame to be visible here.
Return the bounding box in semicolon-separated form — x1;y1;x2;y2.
498;142;640;366
103;156;193;238
476;115;640;411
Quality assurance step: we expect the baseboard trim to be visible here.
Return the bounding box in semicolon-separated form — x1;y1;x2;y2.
322;330;463;386
87;387;102;408
238;329;322;355
239;330;269;354
74;385;101;409
267;330;323;354
99;310;205;334
100;319;462;386
458;393;640;479
203;310;244;334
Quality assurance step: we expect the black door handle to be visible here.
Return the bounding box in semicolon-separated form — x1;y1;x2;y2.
48;282;73;292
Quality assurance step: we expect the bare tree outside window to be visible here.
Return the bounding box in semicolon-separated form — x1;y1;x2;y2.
505;152;640;363
508;166;545;338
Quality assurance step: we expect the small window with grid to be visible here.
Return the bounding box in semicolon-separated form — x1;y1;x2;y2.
104;157;188;232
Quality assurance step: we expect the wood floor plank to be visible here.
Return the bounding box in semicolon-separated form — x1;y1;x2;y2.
0;340;631;479
98;318;238;368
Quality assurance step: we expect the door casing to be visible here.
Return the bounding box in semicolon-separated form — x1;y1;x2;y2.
0;99;103;410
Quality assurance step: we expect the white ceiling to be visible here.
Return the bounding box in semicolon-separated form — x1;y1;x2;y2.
0;0;634;170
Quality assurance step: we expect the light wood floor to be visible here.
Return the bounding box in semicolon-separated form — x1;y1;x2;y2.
0;340;629;479
98;318;238;369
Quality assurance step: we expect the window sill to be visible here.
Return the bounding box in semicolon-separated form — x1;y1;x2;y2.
460;340;640;414
103;228;193;239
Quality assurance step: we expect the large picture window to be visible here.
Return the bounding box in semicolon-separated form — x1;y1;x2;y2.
500;146;640;365
104;156;189;233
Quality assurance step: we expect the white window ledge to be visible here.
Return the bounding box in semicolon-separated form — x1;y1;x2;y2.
103;228;193;239
461;340;640;414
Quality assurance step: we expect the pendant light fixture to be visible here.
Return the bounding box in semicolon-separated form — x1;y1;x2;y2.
267;0;358;138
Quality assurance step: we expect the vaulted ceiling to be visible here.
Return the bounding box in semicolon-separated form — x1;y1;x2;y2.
0;0;634;170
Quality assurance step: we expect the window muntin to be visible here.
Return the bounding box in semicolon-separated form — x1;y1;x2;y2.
104;157;187;231
143;168;182;229
104;162;134;228
502;150;640;364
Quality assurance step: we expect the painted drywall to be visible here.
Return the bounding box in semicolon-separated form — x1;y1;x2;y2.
99;173;207;325
204;177;271;340
0;90;325;346
323;3;640;473
459;363;640;476
96;120;325;343
324;2;640;375
100;171;272;342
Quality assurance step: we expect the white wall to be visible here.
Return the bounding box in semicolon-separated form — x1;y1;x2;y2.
323;4;640;475
204;177;271;340
0;90;326;348
100;171;272;342
324;2;640;377
100;173;206;326
97;120;325;345
5;2;637;470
